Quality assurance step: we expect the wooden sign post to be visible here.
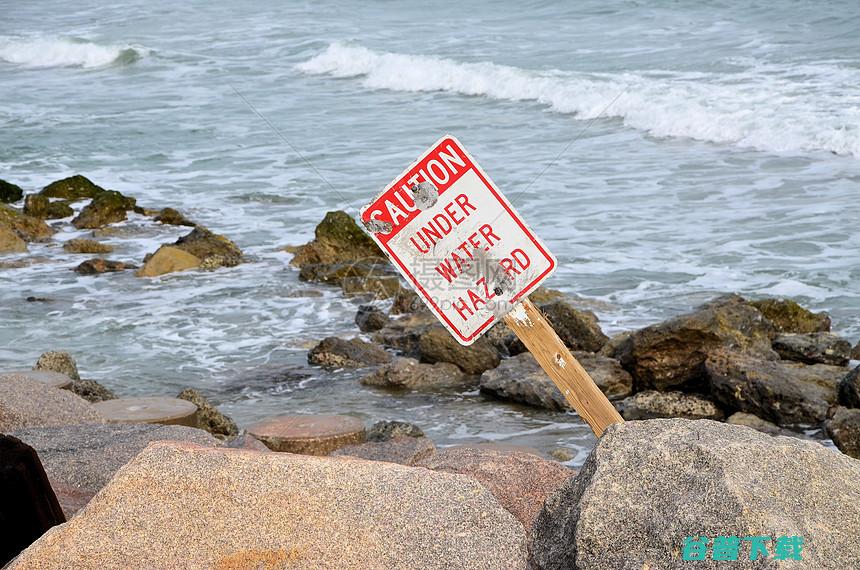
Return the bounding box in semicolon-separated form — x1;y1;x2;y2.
360;136;622;436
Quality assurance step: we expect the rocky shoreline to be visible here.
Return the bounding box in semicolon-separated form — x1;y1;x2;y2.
2;174;860;567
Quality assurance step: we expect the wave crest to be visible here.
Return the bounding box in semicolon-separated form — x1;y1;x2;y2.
298;43;860;158
0;36;144;68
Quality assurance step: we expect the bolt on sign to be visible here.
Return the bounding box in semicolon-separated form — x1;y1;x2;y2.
360;135;623;436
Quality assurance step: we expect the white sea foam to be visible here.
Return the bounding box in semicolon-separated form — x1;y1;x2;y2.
0;36;141;68
298;43;860;157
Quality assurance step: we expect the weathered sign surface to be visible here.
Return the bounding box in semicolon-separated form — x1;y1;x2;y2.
360;135;556;345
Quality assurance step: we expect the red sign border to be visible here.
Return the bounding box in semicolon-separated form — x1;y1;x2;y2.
360;135;557;345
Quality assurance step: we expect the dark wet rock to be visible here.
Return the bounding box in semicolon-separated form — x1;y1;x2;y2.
290;210;386;267
308;337;392;369
0;179;24;203
366;420;424;441
62;238;113;254
0;224;27;253
484;321;526;358
725;411;803;438
538;300;609;353
34;351;80;381
26;296;53;303
616;294;776;391
825;406;860;459
72;190;137;229
69;379;116;403
74;258;136;275
531;419;860;570
331;436;436;466
706;350;844;425
10;423;219;518
136;245;201;277
222;365;311;397
852;341;860;361
153;207;195;227
341;274;401;299
355;304;389;333
176;388;238;440
371;312;436;358
418;325;500;375
0;373;103;431
772;332;852;366
0;203;55;242
361;357;471;390
390;287;426;314
40;175;105;201
839;365;860;408
415;447;574;539
598;330;634;358
480;352;632;411
172;226;242;269
749;297;831;333
615;390;724;421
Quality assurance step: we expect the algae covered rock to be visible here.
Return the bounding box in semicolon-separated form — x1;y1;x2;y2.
173;226;242;269
69;379;116;403
290;210;386;267
176;388;238;440
153;207;195;227
34;351;80;381
308;337;392;369
418;324;501;375
62;238;113;254
23;195;73;219
772;332;852;366
40;175;105;201
0;203;54;242
749;297;831;333
72;190;137;229
0;179;24;203
73;258;136;275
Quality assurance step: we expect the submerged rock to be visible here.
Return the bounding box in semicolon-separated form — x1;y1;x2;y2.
418;325;500;375
153;207;195;227
355;304;389;332
361;357;471;390
616;295;776;391
539;300;608;353
706;350;843;425
308;337;392;369
749;297;831;333
62;238;113;254
135;245;201;277
0;179;24;203
34;351;80;381
290;210;386;267
531;419;860;570
176;388;238;440
772;332;852;366
826;406;860;459
615;390;724;421
9;442;528;569
74;258;136;275
71;190;136;229
39;175;105;201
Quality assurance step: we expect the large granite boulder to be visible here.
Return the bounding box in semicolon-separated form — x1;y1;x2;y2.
772;332;852;366
531;419;860;570
10;424;219;517
706;350;843;425
0;178;24;203
290;210;386;267
616;295;776;391
10;442;528;569
749;298;831;333
415;447;574;539
538;301;608;353
418;325;501;375
480;352;632;411
361;357;471;390
615;390;724;421
0;373;103;431
825;407;860;459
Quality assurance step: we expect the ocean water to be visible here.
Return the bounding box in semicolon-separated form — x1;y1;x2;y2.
1;1;858;463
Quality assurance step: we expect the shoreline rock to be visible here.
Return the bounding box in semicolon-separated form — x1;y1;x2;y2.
308;337;392;369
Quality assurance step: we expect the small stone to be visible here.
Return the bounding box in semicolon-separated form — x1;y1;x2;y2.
366;420;424;441
135;245;201;277
176;388;238;440
62;239;113;254
361;357;471;390
173;226;242;269
615;390;724;421
153;207;195;227
34;351;80;381
247;414;366;455
355;304;389;332
772;332;852;366
308;337;392;369
74;258;136;275
92;397;198;427
825;406;860;459
331;436;436;466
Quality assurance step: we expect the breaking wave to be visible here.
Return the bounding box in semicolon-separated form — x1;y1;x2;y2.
0;36;143;68
298;43;860;157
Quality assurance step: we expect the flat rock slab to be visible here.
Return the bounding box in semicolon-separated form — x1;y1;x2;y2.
92;397;198;426
248;414;366;455
10;442;528;569
0;373;103;432
2;370;72;389
11;424;220;517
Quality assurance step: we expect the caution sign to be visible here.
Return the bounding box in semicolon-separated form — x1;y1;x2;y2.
360;136;556;345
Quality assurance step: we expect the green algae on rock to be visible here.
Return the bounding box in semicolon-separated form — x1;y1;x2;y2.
749;297;831;333
0;179;24;204
290;210;385;267
40;175;106;201
72;190;137;229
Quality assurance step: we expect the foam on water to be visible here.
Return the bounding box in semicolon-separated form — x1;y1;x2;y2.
299;43;860;157
0;36;143;68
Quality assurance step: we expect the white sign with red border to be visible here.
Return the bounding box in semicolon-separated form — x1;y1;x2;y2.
360;136;557;345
